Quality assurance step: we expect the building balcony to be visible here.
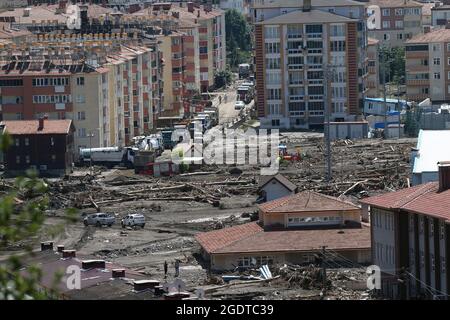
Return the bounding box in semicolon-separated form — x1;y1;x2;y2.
308;79;323;85
407;65;429;72
287;48;304;55
309;95;324;101
289;111;305;117
289;95;304;102
288;65;303;71
407;79;429;86
306;33;322;39
287;34;303;40
289;81;304;86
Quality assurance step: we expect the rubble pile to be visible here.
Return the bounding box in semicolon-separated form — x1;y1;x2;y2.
281;137;416;199
275;264;330;290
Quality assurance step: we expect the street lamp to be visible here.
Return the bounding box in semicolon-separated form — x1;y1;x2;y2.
87;128;99;175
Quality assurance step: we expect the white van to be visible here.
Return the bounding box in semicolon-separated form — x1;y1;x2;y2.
121;214;146;228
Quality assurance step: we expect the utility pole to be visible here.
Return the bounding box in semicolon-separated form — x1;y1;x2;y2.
381;47;388;139
324;65;333;182
321;246;328;295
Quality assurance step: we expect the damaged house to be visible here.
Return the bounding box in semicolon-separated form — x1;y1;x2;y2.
196;191;371;271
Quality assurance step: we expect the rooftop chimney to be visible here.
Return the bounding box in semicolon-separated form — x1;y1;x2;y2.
112;269;125;278
133;279;160;291
187;2;194;13
438;161;450;192
172;11;180;19
303;0;311;12
62;249;76;258
81;260;106;270
41;241;53;251
38;117;45;131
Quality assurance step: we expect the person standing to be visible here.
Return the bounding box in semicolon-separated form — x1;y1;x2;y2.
174;260;180;278
164;260;168;278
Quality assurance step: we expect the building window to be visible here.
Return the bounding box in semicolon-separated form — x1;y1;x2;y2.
395;20;403;29
15;138;19;146
50;137;55;146
434;58;441;65
382;9;390;16
383;34;390;41
395;8;403;16
78;128;86;138
77;111;86;120
76;77;85;86
271;119;280;127
433;44;440;51
382;21;391;29
25;155;30;164
16;156;20;164
434;72;441;79
441;223;445;240
25;138;29;146
421;87;429;94
397;33;403;40
51;155;56;162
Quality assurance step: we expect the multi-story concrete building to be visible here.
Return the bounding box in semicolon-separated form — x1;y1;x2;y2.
431;1;450;27
366;0;423;47
250;0;366;24
0;38;155;153
367;37;380;98
361;163;450;299
254;0;368;129
405;27;450;104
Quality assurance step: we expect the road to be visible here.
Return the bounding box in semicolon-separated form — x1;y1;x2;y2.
215;80;254;126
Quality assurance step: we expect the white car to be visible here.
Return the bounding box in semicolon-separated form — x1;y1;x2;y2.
235;101;245;110
84;213;115;227
121;214;146;228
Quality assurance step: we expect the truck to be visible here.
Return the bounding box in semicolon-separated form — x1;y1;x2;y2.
237;86;253;104
161;127;189;150
238;63;251;79
79;147;155;172
79;147;137;168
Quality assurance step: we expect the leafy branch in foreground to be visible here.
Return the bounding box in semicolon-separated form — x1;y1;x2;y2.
0;132;77;299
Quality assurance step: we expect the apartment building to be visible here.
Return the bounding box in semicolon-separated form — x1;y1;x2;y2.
255;0;368;129
0;38;155;153
361;163;450;299
367;37;380;98
405;28;450;104
366;0;423;47
250;0;366;23
431;1;450;27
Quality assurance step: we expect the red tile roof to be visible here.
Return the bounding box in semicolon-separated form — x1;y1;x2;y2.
259;190;360;213
360;182;450;221
195;222;370;254
1;119;73;135
195;222;262;254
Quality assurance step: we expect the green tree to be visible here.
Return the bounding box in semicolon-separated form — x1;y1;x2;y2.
379;46;405;84
214;69;233;88
225;9;253;67
0;133;76;299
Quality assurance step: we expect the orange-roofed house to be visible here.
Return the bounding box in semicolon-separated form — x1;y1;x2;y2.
195;190;371;271
360;162;450;300
1;117;75;176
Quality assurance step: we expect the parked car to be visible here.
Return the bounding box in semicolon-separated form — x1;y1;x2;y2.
121;214;146;228
83;213;115;227
235;101;245;110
